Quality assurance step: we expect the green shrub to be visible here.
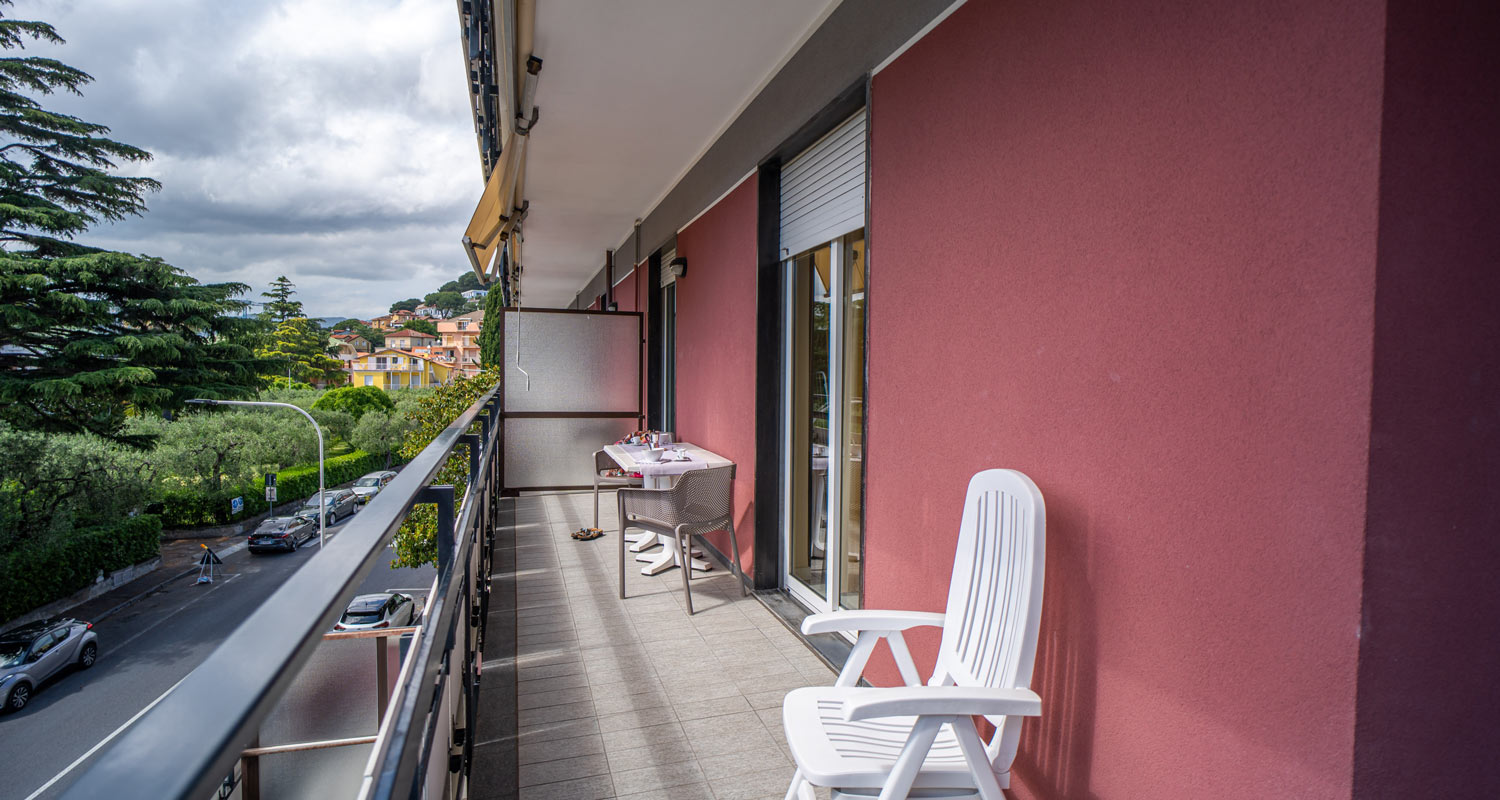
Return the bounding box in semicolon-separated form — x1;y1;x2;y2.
0;515;162;624
313;386;395;420
156;450;390;529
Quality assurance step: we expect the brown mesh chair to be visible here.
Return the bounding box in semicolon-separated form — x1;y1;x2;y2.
593;449;642;530
616;465;745;614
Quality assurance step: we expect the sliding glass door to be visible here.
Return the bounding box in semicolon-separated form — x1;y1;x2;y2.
783;229;865;613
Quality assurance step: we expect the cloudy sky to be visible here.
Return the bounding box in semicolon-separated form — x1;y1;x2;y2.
15;0;482;320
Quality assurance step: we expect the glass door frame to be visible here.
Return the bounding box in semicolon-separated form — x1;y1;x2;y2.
781;235;853;615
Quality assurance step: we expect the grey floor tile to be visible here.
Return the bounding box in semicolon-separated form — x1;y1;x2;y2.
695;746;791;783
518;773;614;800
679;711;778;757
616;782;715;800
610;758;706;796
518;732;606;766
707;765;800;800
518;752;611;787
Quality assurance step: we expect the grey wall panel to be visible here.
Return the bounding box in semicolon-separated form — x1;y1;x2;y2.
504;417;639;488
634;0;954;258
503;310;641;412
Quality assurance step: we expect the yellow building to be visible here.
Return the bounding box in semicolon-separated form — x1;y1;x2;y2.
348;348;453;390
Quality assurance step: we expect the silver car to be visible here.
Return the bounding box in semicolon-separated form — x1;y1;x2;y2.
333;592;419;631
0;617;99;712
299;488;358;526
350;471;398;504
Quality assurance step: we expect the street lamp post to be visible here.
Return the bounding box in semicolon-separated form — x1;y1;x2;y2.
185;399;328;548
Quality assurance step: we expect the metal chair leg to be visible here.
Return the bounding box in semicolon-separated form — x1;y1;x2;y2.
617;494;627;600
726;519;747;597
592;478;600;530
678;528;694;615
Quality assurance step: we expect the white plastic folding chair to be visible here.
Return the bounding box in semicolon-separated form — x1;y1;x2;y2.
782;469;1047;800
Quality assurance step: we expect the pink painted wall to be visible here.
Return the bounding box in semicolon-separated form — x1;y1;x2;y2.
672;178;758;569
865;1;1383;798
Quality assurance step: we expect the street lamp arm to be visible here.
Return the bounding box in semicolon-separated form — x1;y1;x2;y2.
185;398;328;548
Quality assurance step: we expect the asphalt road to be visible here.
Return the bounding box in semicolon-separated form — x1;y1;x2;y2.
0;507;438;800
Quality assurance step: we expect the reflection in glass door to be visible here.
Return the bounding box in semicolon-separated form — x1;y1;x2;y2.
783;230;865;613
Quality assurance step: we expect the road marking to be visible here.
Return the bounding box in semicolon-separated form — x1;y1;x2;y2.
108;573;240;655
22;675;187;800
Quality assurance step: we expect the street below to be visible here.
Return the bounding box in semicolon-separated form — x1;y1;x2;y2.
0;507;437;800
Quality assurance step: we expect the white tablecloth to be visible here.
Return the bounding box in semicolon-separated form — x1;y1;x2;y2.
604;442;733;481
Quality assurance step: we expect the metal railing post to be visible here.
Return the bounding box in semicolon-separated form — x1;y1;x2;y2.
243;738;260;800
417;486;457;570
376;636;390;726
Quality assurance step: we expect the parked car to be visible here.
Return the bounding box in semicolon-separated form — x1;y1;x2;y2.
247;516;317;553
350;471;399;504
299;488;358;526
0;617;99;712
332;592;419;631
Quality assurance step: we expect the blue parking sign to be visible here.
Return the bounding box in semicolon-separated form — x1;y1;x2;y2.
231;496;244;514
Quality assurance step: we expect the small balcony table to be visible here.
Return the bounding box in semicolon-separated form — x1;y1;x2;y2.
603;442;733;575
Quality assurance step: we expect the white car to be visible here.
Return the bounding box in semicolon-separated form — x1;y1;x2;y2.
350;471;398;504
333;592;419;631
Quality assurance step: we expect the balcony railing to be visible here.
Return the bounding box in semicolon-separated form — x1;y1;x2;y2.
60;383;503;800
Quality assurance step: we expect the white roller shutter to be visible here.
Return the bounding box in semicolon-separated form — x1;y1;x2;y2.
780;109;866;259
658;247;677;287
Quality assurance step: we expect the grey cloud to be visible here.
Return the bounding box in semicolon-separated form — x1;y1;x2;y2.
10;0;481;319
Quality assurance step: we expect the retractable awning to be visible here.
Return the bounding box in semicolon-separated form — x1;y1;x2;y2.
462;132;528;282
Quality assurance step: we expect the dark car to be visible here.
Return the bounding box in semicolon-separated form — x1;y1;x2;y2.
298;488;358;527
0;617;99;712
247;516;317;553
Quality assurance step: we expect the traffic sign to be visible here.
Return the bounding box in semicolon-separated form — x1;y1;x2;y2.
231;496;244;514
265;472;277;487
266;486;278;502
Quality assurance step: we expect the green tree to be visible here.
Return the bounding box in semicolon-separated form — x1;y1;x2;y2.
424;291;464;317
313;385;395;420
455;271;482;292
350;409;414;469
478;287;504;367
310;408;354;444
333;318;384;347
0;3;160;256
390;298;419;313
260;275;303;322
0;251;269;445
403;317;438;337
439;279;461;293
136;409;315;496
0;423;151;546
255;317;344;386
0;6;265;444
391;369;497;567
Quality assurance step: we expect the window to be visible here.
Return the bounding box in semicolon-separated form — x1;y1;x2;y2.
375;357;387;370
364;375;374;386
391;374;403;389
458;321;469;331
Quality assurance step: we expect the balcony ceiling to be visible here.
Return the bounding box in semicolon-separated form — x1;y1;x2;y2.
520;0;840;306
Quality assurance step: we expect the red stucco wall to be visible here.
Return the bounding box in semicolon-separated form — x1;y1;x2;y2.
865;1;1384;797
1353;1;1500;796
672;177;758;570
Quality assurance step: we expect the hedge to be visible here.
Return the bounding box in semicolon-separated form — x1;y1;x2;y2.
0;515;162;624
156;450;389;529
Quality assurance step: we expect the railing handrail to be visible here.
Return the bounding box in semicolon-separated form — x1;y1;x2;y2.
59;382;501;800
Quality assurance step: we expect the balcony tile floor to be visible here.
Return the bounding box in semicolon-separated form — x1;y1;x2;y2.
498;491;834;800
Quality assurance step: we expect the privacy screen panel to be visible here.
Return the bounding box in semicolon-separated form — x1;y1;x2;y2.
503;417;640;489
501;309;643;491
503;310;641;413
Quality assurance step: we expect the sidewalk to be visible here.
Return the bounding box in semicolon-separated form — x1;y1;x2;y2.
63;532;248;624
